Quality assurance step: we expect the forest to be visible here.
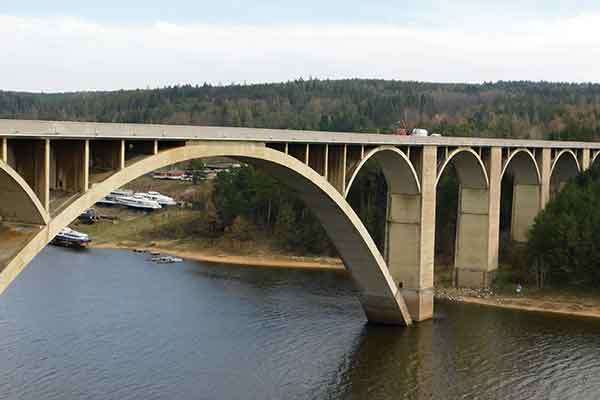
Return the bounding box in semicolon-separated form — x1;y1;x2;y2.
2;79;600;141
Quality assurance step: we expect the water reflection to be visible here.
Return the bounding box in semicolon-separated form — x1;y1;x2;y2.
332;323;432;400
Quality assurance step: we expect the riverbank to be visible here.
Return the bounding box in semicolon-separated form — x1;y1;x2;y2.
91;241;345;271
435;287;600;320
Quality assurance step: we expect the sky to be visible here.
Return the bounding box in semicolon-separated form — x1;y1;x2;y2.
2;1;600;92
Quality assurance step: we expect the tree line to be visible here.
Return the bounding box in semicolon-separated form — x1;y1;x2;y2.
3;79;600;141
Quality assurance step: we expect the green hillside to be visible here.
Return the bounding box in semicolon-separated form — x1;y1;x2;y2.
2;79;600;141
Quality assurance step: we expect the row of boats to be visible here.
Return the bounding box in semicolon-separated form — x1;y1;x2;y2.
51;189;177;248
97;190;177;211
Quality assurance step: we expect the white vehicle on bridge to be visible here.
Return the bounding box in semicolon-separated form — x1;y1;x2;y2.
410;128;429;137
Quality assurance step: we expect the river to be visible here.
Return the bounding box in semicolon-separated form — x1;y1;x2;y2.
1;247;600;399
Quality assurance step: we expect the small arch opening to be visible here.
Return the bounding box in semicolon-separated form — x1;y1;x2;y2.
550;151;580;198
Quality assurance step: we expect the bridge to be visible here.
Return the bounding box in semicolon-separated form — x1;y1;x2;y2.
1;119;599;326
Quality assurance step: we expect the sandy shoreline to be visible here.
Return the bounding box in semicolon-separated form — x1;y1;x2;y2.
91;242;346;271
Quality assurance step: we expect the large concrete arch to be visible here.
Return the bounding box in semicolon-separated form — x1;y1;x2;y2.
342;145;432;321
0;143;412;326
550;149;580;197
501;149;542;242
0;160;49;225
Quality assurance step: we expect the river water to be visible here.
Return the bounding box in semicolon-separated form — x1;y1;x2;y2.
1;247;600;399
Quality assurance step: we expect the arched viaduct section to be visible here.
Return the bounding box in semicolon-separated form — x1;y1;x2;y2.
2;119;600;324
344;146;435;322
436;147;496;287
0;142;414;326
501;149;541;242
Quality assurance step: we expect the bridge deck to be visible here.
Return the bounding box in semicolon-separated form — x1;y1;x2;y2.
1;119;600;149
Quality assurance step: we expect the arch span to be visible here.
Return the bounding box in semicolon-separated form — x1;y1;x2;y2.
436;148;489;189
0;160;48;225
344;146;420;198
550;149;580;196
501;149;542;243
550;149;580;179
0;143;412;326
501;149;541;185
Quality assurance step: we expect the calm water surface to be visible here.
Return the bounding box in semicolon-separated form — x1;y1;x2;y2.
1;247;600;399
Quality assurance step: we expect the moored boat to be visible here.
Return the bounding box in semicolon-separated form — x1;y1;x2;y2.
150;256;183;264
96;194;121;206
116;195;162;210
135;191;177;206
51;227;91;248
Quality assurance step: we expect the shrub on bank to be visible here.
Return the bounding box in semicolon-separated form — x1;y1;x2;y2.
527;164;600;288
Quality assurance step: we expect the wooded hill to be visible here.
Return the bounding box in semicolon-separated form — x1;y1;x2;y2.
2;79;600;141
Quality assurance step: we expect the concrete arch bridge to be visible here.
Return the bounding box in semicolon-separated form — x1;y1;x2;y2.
1;119;599;326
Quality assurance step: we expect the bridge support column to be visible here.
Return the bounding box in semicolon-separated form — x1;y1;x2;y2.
455;147;501;287
511;184;540;242
581;148;591;171
1;138;6;162
389;146;436;322
540;148;551;208
37;140;50;212
327;145;346;194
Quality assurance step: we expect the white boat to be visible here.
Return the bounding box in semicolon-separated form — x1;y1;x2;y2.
150;256;183;264
97;189;135;206
116;195;162;210
97;194;121;205
111;189;134;197
135;191;177;206
51;227;91;248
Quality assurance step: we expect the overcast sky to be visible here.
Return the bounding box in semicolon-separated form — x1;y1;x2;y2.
2;1;600;92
